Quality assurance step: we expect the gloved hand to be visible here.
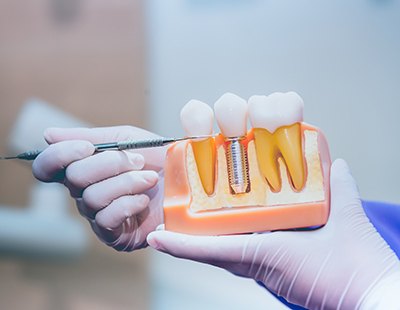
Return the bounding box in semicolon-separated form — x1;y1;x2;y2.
147;159;400;309
33;126;166;251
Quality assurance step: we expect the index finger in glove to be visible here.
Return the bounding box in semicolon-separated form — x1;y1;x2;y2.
146;230;269;267
44;126;159;144
44;126;165;172
32;140;95;182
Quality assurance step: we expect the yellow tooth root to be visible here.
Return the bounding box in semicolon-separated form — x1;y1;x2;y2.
192;138;216;195
275;124;305;191
253;129;281;192
253;123;306;192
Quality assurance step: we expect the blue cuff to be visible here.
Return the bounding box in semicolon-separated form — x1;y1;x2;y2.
362;200;400;259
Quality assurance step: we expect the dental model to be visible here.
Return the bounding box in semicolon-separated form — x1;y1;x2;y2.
163;92;331;235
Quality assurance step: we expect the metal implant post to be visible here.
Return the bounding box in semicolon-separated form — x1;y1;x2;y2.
225;137;250;194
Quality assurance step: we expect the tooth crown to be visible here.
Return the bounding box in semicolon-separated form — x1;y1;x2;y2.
180;99;214;136
214;93;248;137
248;92;304;133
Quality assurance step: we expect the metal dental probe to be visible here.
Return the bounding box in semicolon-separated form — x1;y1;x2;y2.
0;135;214;161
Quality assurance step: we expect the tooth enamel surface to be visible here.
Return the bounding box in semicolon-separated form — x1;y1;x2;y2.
180;99;214;136
180;100;216;195
248;92;304;133
249;92;306;191
214;93;248;137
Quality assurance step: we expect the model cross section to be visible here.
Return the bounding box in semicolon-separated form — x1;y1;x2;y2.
164;92;331;235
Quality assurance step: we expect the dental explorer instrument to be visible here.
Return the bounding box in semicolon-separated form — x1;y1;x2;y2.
0;135;214;161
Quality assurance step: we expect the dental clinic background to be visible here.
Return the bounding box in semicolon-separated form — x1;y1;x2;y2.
0;1;399;309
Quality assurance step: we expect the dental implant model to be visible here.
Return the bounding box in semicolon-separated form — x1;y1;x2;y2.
214;93;250;195
163;92;331;235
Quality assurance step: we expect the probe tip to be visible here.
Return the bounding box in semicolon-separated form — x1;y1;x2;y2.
1;156;17;160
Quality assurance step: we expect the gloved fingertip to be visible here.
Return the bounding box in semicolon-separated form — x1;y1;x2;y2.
147;232;162;250
31;158;47;182
143;170;159;185
331;158;350;173
129;153;145;169
137;193;150;206
76;140;96;157
331;158;354;184
44;127;58;144
156;224;165;231
330;158;360;205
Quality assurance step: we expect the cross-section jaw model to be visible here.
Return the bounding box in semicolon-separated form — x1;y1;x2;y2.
163;92;331;235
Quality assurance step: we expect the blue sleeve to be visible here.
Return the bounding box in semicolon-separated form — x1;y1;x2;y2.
261;200;400;309
362;200;400;259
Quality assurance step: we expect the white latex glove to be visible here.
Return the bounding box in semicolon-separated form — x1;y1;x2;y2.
147;159;400;309
33;126;166;251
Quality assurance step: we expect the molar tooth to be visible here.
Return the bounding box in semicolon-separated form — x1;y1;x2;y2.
249;92;304;132
248;92;306;191
180;100;216;195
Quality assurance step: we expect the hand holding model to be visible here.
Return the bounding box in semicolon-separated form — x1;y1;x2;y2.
32;126;166;251
32;92;400;309
147;158;400;309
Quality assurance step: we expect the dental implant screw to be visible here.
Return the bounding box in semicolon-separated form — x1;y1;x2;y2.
225;137;250;194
